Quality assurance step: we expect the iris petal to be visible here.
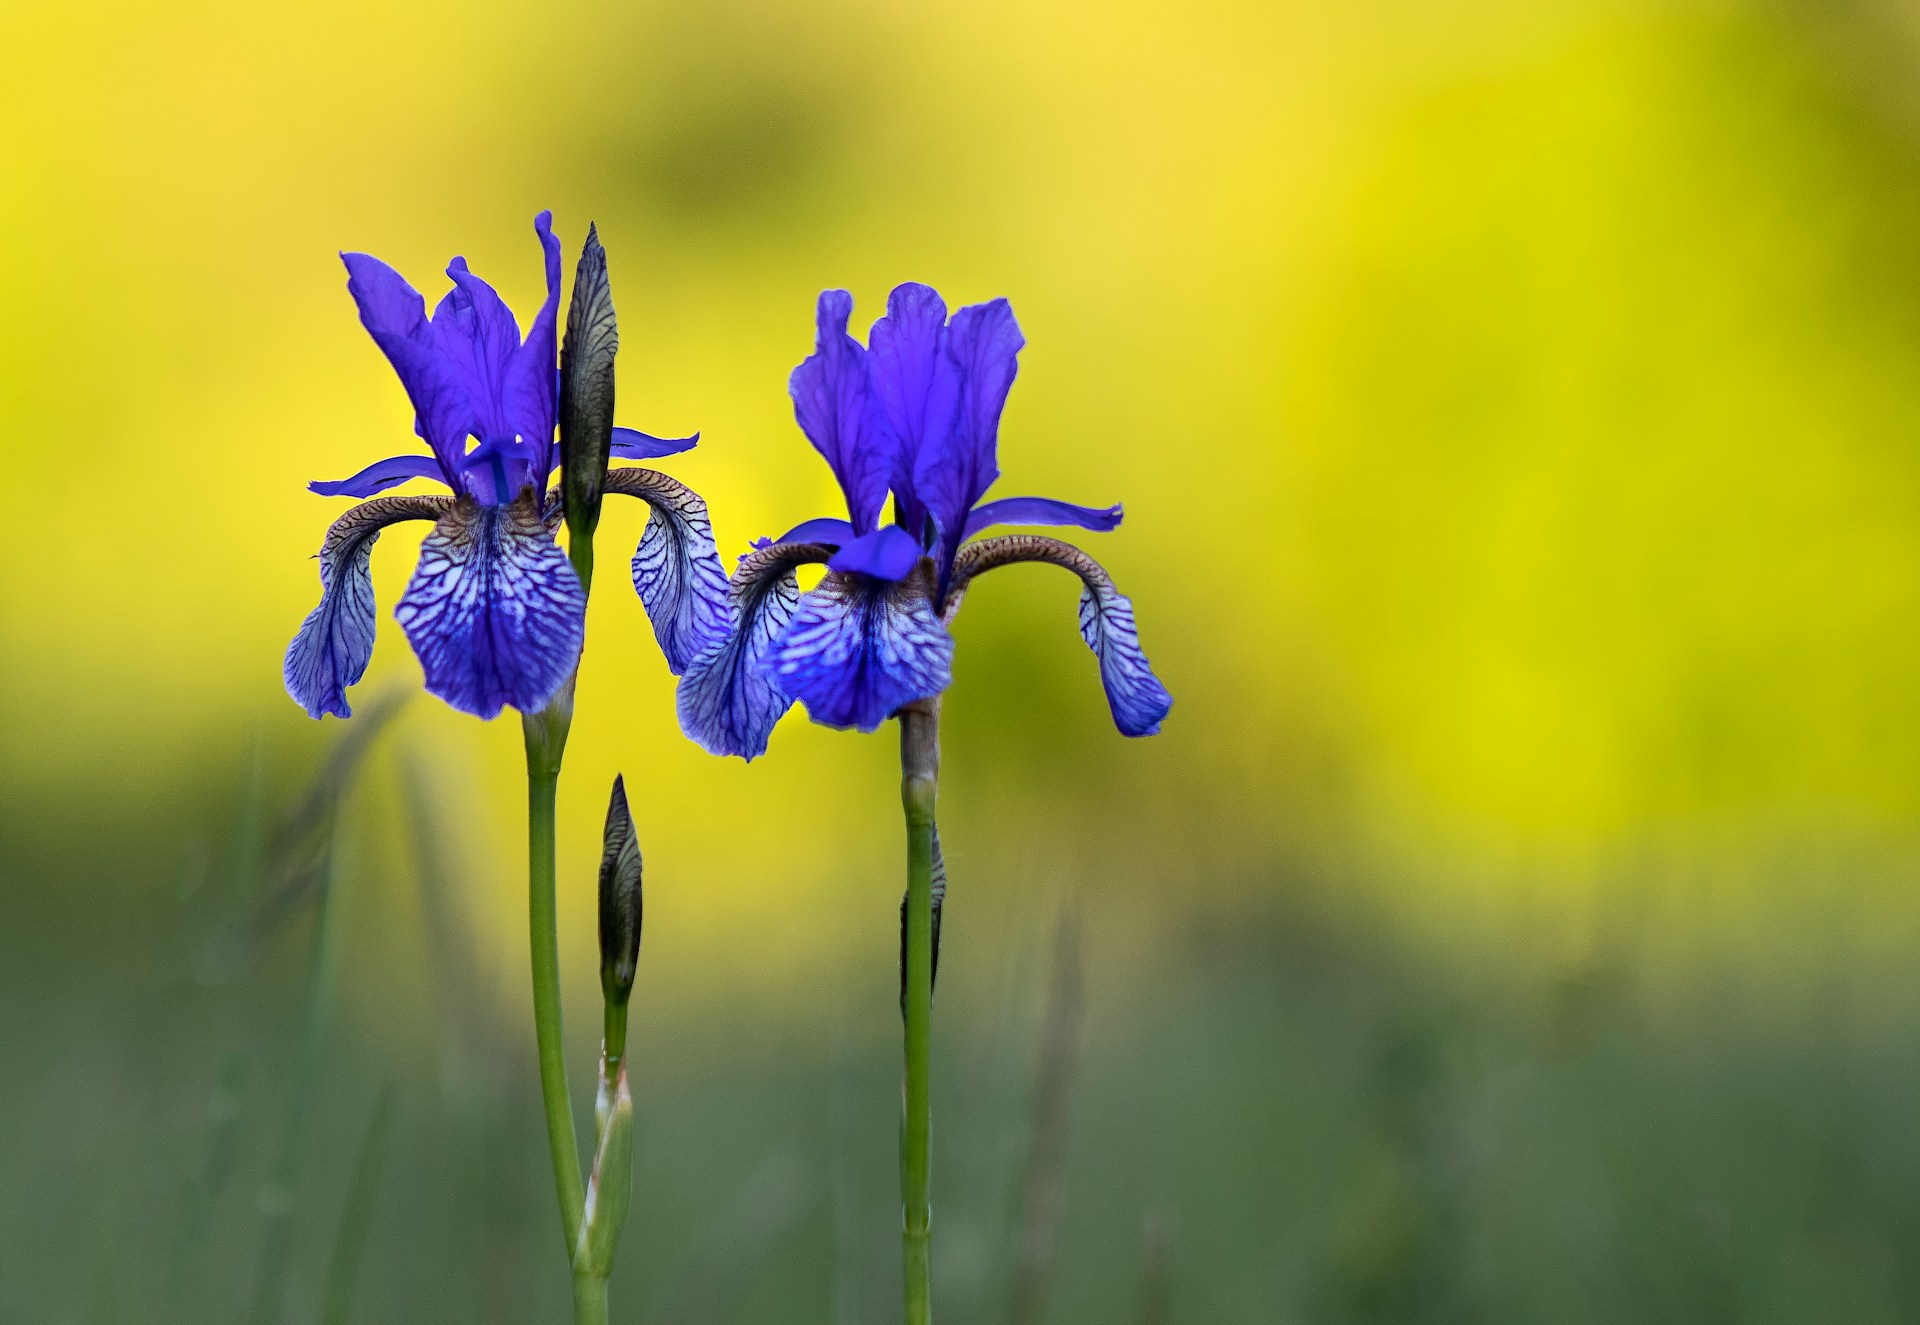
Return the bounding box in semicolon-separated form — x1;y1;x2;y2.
394;493;585;719
827;524;922;581
309;454;450;499
1076;576;1173;737
677;542;833;759
790;289;894;533
285;495;452;718
610;427;700;460
914;298;1023;565
947;534;1171;737
512;210;564;477
341;253;475;479
343;214;563;498
774;516;856;546
961;496;1122;540
430;257;523;443
868;282;958;539
764;570;955;733
605;467;730;673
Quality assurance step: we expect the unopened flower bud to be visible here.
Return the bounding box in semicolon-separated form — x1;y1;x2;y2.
560;223;619;543
598;774;643;1006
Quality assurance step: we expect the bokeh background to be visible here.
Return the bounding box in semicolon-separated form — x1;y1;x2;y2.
7;0;1920;1319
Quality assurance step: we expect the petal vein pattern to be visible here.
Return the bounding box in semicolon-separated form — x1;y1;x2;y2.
947;534;1171;736
284;495;452;718
677;542;832;759
606;467;730;674
765;571;955;733
394;493;585;719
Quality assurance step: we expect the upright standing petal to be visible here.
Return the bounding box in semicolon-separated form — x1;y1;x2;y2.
791;290;894;533
677;542;833;759
867;282;958;539
394;493;586;719
513;210;565;479
340;253;473;482
914;298;1024;569
605;467;730;674
430;256;524;447
764;570;955;733
285;495;452;718
947;534;1171;737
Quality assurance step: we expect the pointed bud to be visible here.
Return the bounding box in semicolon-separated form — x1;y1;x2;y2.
598;775;643;1007
560;223;619;542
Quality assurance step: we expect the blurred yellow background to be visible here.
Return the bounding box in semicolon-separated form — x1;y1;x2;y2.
8;0;1919;951
7;0;1920;1318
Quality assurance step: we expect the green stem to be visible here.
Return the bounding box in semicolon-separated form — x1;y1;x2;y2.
900;697;940;1325
604;999;629;1081
525;518;618;1323
572;1272;608;1325
524;719;584;1252
568;526;596;601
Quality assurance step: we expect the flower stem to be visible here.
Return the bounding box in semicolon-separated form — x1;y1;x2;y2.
522;515;618;1323
527;698;612;1325
569;533;596;602
899;697;941;1325
572;1272;609;1325
524;715;584;1254
604;999;629;1081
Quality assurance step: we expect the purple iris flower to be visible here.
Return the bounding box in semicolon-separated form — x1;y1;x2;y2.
285;212;727;720
678;283;1171;758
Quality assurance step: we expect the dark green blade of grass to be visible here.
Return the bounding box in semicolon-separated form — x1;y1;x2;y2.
1005;904;1085;1325
163;1050;254;1311
268;691;411;862
246;833;342;1325
241;698;403;1325
214;691;409;978
319;1085;398;1325
1137;1211;1174;1325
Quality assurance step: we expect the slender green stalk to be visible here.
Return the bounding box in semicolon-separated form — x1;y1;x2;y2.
899;697;941;1325
523;512;622;1323
319;1085;397;1325
603;1000;629;1080
248;837;343;1325
572;1273;608;1325
523;714;584;1250
569;535;596;600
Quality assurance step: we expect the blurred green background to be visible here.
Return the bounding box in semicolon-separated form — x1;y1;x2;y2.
8;0;1920;1319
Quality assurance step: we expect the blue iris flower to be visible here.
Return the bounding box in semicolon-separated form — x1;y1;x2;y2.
285;212;727;720
679;283;1172;758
